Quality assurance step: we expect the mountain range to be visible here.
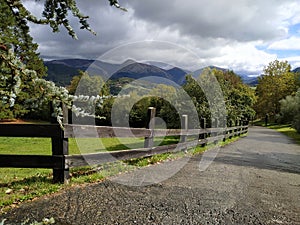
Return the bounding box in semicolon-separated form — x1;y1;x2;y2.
44;58;300;87
44;59;189;86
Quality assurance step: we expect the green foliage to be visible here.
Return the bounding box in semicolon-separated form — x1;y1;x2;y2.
1;0;125;121
3;0;126;40
0;47;105;126
255;60;299;120
108;84;184;128
99;69;256;128
68;70;109;96
0;0;46;77
183;75;210;125
213;69;256;124
0;0;47;119
183;69;256;127
95;96;114;126
280;88;300;133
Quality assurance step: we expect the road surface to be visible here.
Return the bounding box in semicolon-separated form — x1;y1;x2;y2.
1;126;300;224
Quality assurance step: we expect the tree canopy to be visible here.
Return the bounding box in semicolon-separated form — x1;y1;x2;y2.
280;88;300;133
0;0;48;118
255;60;299;119
3;0;126;39
0;0;124;122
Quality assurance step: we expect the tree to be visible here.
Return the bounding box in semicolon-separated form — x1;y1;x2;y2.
183;69;256;127
68;71;109;96
255;60;299;120
3;0;126;39
0;0;124;121
0;0;46;76
183;74;210;126
213;69;256;124
0;0;47;119
280;88;300;133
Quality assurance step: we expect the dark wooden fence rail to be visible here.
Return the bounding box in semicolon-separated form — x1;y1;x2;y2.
0;107;248;183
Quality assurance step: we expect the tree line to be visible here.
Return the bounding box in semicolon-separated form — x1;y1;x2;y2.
65;68;256;129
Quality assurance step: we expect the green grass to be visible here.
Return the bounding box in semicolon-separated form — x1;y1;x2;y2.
0;134;242;213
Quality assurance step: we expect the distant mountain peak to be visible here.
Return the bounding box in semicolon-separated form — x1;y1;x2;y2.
122;58;136;65
110;62;189;85
113;62;170;76
167;67;185;72
293;67;300;73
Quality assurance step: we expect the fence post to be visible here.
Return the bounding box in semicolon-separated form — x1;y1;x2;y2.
51;103;69;183
52;135;69;183
229;120;233;139
180;115;188;152
144;107;156;148
234;119;238;137
200;118;207;147
238;120;242;136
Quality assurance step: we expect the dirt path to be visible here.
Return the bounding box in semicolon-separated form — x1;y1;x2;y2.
1;127;300;224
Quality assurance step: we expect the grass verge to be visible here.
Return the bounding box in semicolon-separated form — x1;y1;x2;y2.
267;124;300;145
253;119;300;145
0;134;244;214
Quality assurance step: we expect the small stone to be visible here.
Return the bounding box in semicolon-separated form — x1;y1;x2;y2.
23;186;29;191
19;188;26;194
5;188;13;194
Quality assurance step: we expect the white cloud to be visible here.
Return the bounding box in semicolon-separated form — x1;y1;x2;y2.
279;56;300;69
209;42;276;72
279;1;300;25
268;36;300;50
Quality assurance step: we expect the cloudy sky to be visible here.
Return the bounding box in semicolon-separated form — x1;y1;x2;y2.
25;0;300;75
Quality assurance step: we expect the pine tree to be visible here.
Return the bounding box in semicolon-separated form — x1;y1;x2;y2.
0;0;47;119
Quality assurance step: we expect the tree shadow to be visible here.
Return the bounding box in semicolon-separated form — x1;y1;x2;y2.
212;150;300;175
0;175;54;187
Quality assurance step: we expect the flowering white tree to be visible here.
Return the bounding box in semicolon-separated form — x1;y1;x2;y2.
0;46;105;127
0;0;125;125
4;0;126;39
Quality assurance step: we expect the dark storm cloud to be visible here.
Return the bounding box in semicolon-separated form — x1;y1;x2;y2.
28;0;133;59
126;0;287;42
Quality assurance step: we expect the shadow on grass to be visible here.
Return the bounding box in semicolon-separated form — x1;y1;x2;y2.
268;124;300;145
101;136;180;151
0;175;54;188
213;150;300;175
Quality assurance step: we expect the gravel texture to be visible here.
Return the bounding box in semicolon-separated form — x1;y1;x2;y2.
1;126;300;224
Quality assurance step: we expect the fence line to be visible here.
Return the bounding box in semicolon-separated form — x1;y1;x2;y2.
0;107;248;183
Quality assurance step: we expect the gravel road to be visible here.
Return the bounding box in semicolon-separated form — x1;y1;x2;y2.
1;126;300;224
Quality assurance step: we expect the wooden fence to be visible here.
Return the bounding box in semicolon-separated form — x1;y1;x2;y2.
0;107;248;183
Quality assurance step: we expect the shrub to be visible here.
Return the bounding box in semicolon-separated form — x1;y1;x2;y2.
280;88;300;133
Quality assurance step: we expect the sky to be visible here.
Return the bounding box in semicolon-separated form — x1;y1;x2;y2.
24;0;300;75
